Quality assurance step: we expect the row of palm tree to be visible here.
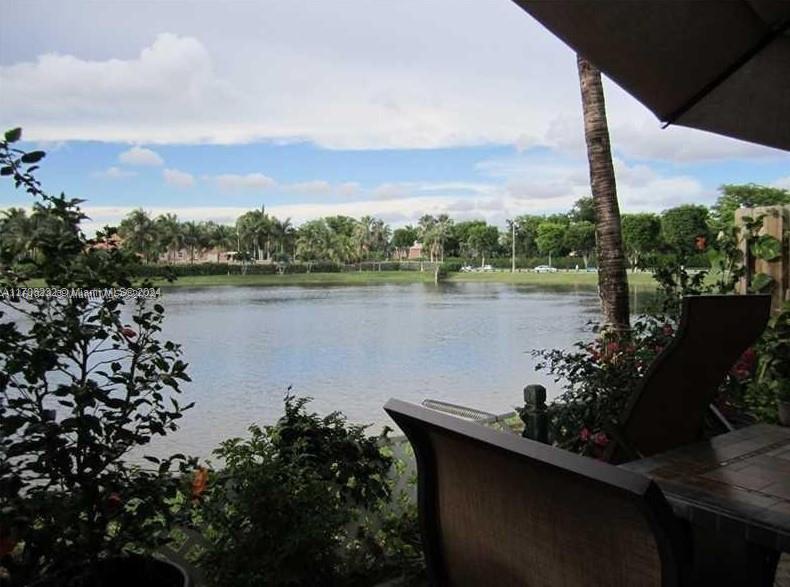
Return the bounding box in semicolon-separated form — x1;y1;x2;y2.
117;210;239;264
111;209;397;264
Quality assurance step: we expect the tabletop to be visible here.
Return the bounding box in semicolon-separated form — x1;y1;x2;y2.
621;423;790;552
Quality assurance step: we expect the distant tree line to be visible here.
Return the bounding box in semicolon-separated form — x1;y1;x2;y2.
2;184;788;269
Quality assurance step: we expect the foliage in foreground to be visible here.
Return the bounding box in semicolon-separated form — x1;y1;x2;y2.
743;302;790;422
193;395;424;587
534;316;675;456
539;202;789;453
0;129;194;586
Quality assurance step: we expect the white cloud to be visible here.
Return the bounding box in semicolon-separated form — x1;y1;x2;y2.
772;176;790;190
476;151;706;213
3;2;788;165
337;182;360;197
118;146;163;166
212;173;276;191
163;168;195;188
93;166;136;179
285;180;331;195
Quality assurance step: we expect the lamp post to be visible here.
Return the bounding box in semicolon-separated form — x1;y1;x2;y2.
510;219;519;273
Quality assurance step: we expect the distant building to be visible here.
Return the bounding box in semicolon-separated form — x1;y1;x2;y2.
159;247;235;264
408;241;424;260
89;233;122;250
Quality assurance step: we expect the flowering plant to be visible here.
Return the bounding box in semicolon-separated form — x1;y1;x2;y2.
534;317;675;457
0;129;195;585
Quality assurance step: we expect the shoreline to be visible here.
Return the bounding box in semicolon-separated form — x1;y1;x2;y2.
148;270;659;288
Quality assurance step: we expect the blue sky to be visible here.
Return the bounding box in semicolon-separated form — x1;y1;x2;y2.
2;0;788;233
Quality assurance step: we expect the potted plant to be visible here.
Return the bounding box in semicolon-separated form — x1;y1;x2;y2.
0;128;195;586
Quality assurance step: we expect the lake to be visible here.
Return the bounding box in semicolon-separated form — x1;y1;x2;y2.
148;282;620;459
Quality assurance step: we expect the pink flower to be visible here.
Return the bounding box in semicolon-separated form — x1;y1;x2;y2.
121;326;137;339
106;492;122;513
730;348;756;381
593;432;609;447
579;427;591;442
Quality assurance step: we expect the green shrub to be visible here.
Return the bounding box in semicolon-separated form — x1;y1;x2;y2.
0;129;194;586
743;303;790;422
440;261;462;272
194;396;404;586
534;317;675;457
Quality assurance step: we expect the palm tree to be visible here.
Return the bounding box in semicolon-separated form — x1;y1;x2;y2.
209;223;236;262
418;215;438;262
295;220;330;263
118;209;157;263
370;218;391;259
0;207;32;264
434;214;453;262
577;55;630;331
271;217;294;260
181;221;209;264
237;208;272;261
354;216;374;260
155;213;182;263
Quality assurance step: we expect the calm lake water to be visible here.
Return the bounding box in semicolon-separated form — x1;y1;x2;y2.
147;282;623;459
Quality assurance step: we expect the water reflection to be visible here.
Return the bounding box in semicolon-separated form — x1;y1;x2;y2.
126;282;652;458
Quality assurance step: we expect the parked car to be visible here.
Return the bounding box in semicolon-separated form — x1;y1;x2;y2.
533;265;558;273
482;264;494;272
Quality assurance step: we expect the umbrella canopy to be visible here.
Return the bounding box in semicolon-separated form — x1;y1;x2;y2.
512;1;790;151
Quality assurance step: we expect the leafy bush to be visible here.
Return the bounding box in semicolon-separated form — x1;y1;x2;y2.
534;317;675;457
743;302;790;422
194;395;402;586
0;129;194;585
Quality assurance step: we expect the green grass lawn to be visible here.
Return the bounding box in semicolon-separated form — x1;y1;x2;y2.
147;270;658;288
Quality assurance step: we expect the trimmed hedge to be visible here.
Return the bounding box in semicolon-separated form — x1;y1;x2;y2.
130;262;344;277
128;253;710;278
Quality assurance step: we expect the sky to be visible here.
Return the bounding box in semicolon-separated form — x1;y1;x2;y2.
1;0;789;234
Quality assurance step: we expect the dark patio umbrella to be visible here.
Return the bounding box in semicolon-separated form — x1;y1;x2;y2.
512;1;790;151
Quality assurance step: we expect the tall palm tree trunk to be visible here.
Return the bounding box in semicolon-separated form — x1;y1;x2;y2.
577;55;630;331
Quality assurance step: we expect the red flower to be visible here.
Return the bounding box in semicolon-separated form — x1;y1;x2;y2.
0;532;16;557
606;342;621;354
106;492;122;513
593;432;609;447
121;326;137;339
695;236;707;251
730;348;756;382
662;324;674;337
579;427;591;442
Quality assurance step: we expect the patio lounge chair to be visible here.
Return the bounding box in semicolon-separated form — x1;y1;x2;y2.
605;294;772;463
384;398;691;586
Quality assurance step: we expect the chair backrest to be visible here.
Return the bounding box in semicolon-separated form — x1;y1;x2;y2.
615;294;771;461
384;399;689;587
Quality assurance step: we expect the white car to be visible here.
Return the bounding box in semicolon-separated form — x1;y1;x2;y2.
533;265;558;273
